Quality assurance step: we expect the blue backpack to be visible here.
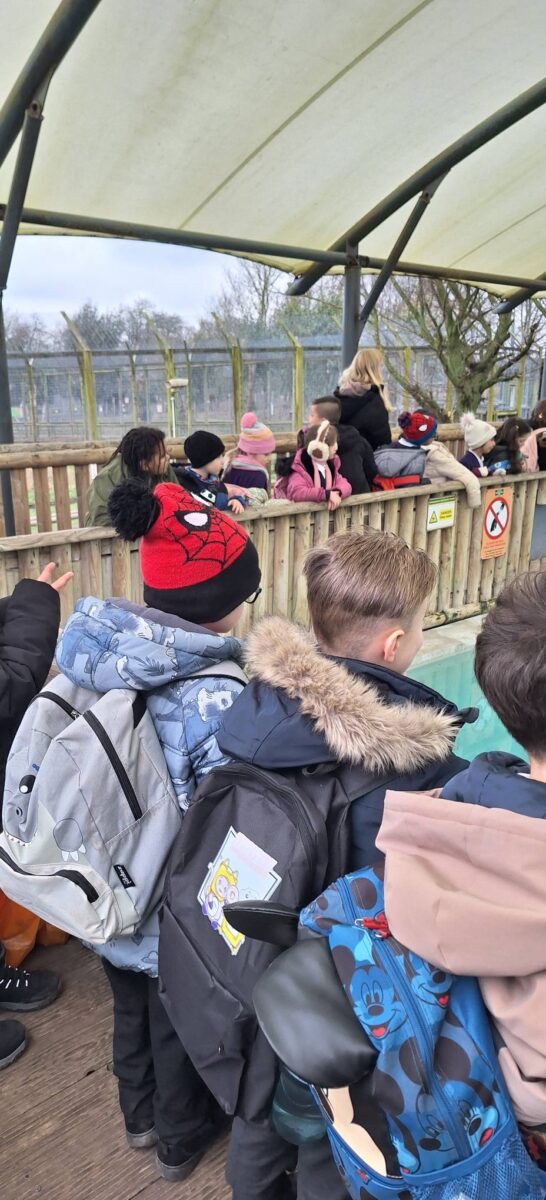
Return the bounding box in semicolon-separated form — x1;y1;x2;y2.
296;866;545;1200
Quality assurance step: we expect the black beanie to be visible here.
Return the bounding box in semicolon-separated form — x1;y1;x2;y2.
184;430;225;470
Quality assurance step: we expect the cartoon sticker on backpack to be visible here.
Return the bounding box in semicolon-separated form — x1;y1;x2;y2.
198;827;281;955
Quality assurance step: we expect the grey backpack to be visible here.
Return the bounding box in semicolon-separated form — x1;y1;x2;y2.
0;674;183;943
374;442;427;478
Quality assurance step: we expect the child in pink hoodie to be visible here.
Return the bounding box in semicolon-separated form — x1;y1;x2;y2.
274;421;352;510
378;569;546;1173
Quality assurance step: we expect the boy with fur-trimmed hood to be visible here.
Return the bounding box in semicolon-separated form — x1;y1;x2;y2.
218;528;475;1200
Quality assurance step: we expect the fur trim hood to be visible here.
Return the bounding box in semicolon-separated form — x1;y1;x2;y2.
219;617;473;775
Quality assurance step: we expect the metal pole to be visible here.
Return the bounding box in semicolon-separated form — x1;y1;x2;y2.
288;76;546;296
0;0;101;169
540;351;546;402
0;95;49;536
494;270;546;315
0;100;47;289
359;175;446;330
6;205;546;294
341;242;361;368
0;298;16;535
5;205;350;268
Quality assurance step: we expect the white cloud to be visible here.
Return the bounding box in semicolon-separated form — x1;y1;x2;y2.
4;235;230;324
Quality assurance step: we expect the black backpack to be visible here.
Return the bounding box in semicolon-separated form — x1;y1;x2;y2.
158;759;383;1120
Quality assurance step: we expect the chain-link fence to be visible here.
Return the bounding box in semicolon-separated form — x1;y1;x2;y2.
7;338;544;443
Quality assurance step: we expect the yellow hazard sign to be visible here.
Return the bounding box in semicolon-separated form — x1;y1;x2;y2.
427;496;456;531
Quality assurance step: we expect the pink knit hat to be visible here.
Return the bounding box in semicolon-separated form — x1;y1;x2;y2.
238;412;276;455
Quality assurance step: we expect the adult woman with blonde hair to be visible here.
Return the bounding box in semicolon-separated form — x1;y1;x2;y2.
334;347;392;450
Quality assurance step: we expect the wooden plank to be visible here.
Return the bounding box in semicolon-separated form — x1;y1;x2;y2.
291;511;313;625
367;500;383;530
333;504;351;534
75;463;92;525
397;494;415;546
111;536;131;597
437;521;456;611
272;515;291;618
10;468;31;534
518;477;539;574
451;500;472;609
413;494;429;552
383;496;400;535
81;538;102;597
32;466;53;532
55;542;76;626
312;507;330;547
465;496;487;605
52;465;73;529
505;480;527;585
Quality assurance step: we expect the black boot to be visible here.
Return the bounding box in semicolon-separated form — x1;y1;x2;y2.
125;1118;158;1150
155;1116;229;1183
0;959;61;1012
0;1019;26;1068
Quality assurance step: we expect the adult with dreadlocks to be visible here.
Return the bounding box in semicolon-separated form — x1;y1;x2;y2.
84;426;178;527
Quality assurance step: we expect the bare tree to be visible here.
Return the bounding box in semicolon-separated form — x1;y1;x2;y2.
370;278;544;416
4;310;51;353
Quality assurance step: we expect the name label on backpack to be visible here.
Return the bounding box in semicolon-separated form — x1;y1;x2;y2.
114;864;136;889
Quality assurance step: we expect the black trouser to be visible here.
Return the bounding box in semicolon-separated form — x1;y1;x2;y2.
102;960;216;1149
227;1118;348;1200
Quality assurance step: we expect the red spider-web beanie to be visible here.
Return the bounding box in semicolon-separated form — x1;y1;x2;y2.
108;480;260;623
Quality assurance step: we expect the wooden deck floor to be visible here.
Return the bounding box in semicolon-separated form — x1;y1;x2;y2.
1;939;231;1200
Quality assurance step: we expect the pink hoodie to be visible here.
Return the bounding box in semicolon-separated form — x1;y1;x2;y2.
273;449;352;504
377;788;546;1125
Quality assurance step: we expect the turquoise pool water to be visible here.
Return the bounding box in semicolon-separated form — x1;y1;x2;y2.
410;649;524;761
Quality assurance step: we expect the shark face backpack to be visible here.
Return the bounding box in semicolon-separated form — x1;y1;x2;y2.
228;866;546;1200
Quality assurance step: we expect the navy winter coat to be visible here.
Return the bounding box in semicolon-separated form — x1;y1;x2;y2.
218;617;474;868
334;384;392;452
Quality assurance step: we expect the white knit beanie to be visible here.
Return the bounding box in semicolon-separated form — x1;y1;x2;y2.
461;412;496;451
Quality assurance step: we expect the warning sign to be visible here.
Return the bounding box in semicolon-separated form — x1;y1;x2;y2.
427;496;456;531
481;487;512;560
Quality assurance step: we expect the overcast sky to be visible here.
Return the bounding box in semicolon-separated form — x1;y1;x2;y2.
4;235;230;325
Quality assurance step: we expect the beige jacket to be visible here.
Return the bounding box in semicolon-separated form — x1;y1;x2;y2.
377;789;546;1125
424;440;481;508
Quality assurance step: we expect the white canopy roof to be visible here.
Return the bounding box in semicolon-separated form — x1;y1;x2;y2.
0;0;545;294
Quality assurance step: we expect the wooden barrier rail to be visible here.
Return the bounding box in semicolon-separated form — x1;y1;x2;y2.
0;474;543;634
0;426;467;536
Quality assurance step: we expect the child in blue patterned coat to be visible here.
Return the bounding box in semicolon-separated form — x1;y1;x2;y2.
56;479;260;1183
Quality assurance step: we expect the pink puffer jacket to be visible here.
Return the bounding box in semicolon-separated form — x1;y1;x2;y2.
273;449;352;504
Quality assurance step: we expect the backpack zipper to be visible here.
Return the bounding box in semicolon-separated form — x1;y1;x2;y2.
337;877;469;1161
83;711;143;821
0;846;99;902
216;762;318;869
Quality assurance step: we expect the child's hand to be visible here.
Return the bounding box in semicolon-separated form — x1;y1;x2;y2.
327;491;342;512
228;498;245;515
37;562;74;593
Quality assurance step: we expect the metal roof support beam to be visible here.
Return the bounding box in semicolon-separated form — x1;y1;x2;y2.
1;206;350;267
0;0;101;169
0;93;50;535
3;206;546;292
494;271;546;315
288;76;546;296
341;242;361;368
357;259;546;292
359;174;446;331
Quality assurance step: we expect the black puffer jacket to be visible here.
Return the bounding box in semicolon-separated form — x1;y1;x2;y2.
0;579;60;806
334;384;392;451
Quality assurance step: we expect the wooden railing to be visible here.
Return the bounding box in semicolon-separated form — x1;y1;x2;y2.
0;474;543;634
0;426;467;536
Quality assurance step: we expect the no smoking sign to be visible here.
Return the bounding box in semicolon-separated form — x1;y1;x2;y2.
481;487;512;560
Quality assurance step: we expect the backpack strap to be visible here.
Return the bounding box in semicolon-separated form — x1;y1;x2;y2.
185;661;247;687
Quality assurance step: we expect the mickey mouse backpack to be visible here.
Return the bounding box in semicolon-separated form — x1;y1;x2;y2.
226;864;546;1200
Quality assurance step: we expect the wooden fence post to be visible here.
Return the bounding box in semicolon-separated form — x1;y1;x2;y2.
61;313;97;440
